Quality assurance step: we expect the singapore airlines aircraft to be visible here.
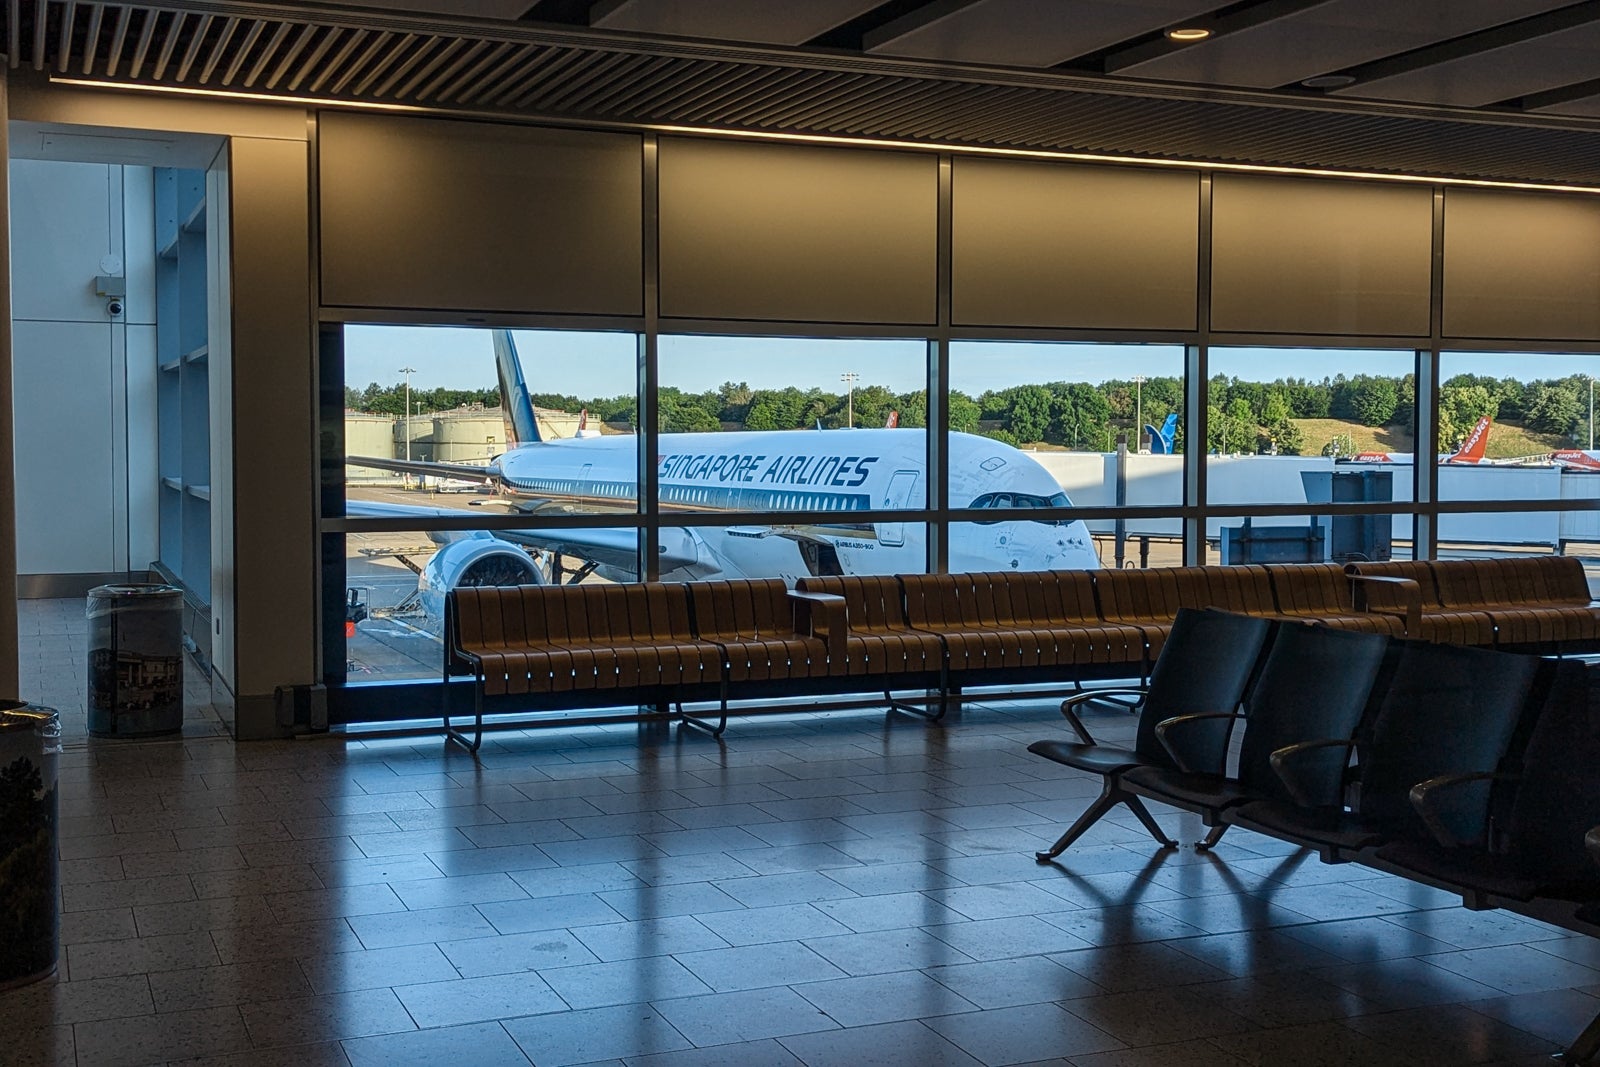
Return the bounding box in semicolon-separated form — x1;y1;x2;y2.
349;331;1100;617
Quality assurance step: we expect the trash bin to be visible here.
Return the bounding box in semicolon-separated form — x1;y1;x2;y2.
87;584;185;738
0;701;60;987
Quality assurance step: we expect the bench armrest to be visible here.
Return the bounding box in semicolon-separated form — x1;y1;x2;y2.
1587;826;1600;870
1155;712;1241;775
1269;739;1356;808
789;590;847;662
1349;574;1421;635
1409;771;1517;849
1059;687;1149;745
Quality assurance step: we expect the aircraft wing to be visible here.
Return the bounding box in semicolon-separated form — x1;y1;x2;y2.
499;527;701;574
344;499;702;573
349;455;498;483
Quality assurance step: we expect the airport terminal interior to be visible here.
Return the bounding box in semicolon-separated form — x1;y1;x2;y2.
7;0;1600;1063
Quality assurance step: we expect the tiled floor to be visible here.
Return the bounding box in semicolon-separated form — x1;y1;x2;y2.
8;693;1599;1066
18;598;224;741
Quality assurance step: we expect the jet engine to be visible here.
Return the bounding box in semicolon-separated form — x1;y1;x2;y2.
416;532;546;629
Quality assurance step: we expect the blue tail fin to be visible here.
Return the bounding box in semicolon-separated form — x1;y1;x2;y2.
493;330;541;445
1145;413;1179;454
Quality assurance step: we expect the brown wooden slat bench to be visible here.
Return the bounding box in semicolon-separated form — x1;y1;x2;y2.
442;560;1588;751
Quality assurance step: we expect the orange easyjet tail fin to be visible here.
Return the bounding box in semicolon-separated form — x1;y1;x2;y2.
885;411;899;428
1447;416;1492;464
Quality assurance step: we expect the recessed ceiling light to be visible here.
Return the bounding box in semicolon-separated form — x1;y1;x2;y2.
1302;74;1357;89
1165;27;1212;42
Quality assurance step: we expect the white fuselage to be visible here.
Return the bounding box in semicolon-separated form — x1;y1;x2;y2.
487;427;1100;581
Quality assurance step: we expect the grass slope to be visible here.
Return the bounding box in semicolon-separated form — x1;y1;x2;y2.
1293;417;1568;459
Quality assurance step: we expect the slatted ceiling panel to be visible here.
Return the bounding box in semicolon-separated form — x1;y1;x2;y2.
1118;0;1576;89
7;1;1600;185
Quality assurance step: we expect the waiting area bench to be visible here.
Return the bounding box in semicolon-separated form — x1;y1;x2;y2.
443;555;1598;751
1028;607;1600;1062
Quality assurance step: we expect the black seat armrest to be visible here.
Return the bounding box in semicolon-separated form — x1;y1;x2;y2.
1154;712;1240;775
1269;739;1356;808
1587;826;1600;869
1060;687;1149;745
1409;772;1516;849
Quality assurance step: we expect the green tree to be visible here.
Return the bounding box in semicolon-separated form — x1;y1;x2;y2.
1349;377;1399;426
742;388;805;431
1438;383;1497;447
1006;385;1055;444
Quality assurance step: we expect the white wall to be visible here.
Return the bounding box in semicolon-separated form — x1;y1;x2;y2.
9;158;157;580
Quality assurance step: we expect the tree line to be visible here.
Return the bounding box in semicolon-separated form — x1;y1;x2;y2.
346;370;1595;455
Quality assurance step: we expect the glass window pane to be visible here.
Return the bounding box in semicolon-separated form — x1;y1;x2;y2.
1437;510;1597;562
661;522;928;581
950;341;1185;512
342;526;640;683
1203;513;1414;567
343;325;640;515
1205;348;1416;511
1437;352;1600;502
657;335;929;512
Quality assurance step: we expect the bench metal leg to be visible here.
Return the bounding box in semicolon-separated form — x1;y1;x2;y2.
1035;779;1177;862
676;678;728;737
888;664;951;722
445;674;484;755
1196;824;1230;851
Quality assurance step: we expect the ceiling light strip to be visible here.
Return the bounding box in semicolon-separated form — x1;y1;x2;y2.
46;74;1600;194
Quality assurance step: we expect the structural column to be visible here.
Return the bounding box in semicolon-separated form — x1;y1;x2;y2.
0;71;19;699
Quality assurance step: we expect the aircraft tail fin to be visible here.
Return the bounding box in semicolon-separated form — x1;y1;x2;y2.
1146;413;1178;454
1447;415;1492;464
885;410;899;428
493;330;541;445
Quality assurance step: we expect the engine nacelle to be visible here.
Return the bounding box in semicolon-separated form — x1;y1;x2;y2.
418;533;546;629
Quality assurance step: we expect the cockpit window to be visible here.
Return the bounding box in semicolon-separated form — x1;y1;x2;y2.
966;491;1072;522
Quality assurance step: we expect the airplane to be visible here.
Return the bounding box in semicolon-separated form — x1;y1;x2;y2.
348;330;1101;625
1346;415;1494;465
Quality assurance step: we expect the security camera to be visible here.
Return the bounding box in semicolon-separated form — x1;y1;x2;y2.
107;299;124;317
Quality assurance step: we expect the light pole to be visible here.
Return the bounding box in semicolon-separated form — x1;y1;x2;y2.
1132;374;1147;450
840;372;859;428
399;365;416;487
1589;375;1595;450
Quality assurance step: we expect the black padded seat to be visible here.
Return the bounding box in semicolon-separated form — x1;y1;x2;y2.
1118;767;1254;811
1026;608;1273;861
1372;659;1600;905
1235;640;1545;861
1123;622;1391;851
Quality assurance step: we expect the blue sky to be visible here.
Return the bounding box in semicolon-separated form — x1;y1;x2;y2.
343;325;1599;399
